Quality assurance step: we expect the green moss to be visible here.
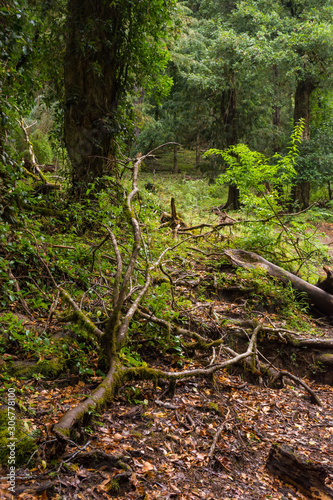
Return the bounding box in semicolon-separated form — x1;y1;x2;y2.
8;348;67;379
108;478;120;493
0;409;38;467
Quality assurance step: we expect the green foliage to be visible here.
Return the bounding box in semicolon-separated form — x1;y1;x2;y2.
120;346;146;368
218;267;311;324
204;121;304;215
0;312;55;360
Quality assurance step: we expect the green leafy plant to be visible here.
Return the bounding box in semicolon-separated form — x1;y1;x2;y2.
0;312;56;359
204;120;304;216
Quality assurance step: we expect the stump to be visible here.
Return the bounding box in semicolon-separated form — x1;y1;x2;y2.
266;443;333;499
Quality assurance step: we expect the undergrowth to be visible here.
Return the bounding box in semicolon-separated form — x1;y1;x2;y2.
0;149;331;383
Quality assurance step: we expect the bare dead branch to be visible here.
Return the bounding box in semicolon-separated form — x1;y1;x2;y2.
208;409;231;460
103;225;123;307
272;370;322;406
58;288;103;339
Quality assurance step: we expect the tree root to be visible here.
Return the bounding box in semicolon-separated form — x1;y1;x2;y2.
53;327;259;442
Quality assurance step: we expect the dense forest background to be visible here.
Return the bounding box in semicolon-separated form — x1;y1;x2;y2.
1;1;333;499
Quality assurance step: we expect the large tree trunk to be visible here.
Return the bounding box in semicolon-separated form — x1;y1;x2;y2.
196;133;200;167
64;0;123;195
266;444;333;499
291;77;317;210
272;64;282;152
173;145;178;174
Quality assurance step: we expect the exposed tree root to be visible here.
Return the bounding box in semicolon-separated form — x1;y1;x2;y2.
53;327;259;442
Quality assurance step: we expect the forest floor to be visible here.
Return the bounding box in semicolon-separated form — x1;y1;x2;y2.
1;309;332;500
4;363;332;500
1;232;333;500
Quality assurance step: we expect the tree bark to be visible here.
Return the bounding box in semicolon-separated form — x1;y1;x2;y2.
225;184;240;210
64;0;124;195
221;72;239;210
266;443;333;499
291;76;317;210
196;133;200;166
290;180;311;211
272;64;282;152
173;145;178;174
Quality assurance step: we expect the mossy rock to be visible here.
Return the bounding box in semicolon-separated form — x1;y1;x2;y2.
0;408;38;467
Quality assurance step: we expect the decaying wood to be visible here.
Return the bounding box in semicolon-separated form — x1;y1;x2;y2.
224;249;333;315
317;266;333;294
160;197;187;229
266;443;333;499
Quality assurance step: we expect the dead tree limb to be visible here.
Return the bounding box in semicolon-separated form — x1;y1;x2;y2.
271;370;322;406
224;249;333;315
208;409;231;460
224;341;322;405
18;118;59;190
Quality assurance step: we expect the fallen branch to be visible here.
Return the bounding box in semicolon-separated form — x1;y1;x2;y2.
208;409;231;460
224;341;322;405
224;249;333;315
271;370;322;406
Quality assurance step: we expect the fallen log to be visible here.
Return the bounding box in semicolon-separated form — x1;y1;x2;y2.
224;249;333;315
266;443;333;499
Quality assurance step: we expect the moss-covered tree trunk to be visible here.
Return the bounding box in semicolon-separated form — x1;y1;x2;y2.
64;0;123;196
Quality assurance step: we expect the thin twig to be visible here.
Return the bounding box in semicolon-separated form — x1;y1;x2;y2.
208;409;231;460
